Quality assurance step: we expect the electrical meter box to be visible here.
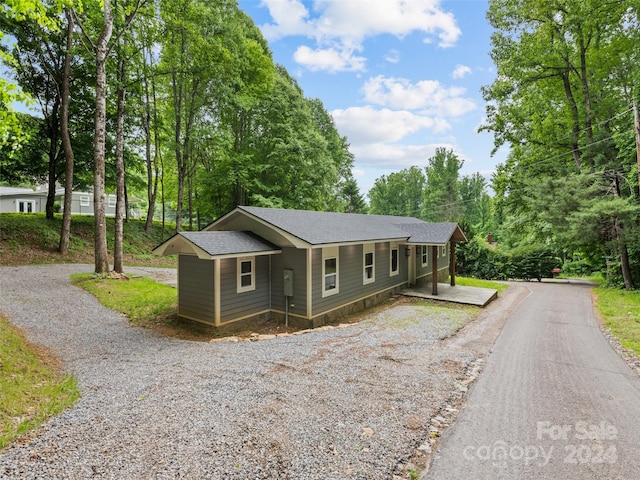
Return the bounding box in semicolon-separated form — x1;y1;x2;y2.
283;269;294;297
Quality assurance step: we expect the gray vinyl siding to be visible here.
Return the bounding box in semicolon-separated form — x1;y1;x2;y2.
312;242;408;316
219;255;270;322
178;254;214;323
416;245;449;279
270;247;308;317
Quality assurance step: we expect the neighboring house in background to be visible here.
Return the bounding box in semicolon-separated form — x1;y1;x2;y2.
153;206;467;329
0;186;47;213
0;185;130;217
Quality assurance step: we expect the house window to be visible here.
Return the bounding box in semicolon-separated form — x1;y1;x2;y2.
18;200;35;213
80;196;90;207
108;195;116;207
421;245;429;267
440;245;447;257
237;257;255;293
322;247;339;297
363;243;375;284
390;244;399;276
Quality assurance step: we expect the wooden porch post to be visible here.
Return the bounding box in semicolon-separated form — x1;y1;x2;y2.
449;241;456;286
431;245;438;295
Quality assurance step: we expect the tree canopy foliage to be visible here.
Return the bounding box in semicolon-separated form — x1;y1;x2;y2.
1;0;365;271
481;0;640;288
367;1;639;289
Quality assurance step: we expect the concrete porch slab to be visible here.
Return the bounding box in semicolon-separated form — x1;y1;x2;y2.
402;283;499;307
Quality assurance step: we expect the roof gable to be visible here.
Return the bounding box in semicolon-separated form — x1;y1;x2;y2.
401;222;468;244
152;231;281;259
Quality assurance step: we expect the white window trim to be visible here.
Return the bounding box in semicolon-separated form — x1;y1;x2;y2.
363;243;375;285
237;256;255;293
108;195;116;207
421;245;429;267
80;195;90;207
322;246;339;297
440;245;447;257
17;200;35;213
390;243;399;277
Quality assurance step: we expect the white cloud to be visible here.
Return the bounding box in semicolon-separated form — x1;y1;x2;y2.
362;75;476;116
452;64;472;79
384;49;400;64
259;0;461;72
312;0;461;47
293;45;366;73
331;106;450;144
351;143;456;169
259;0;313;40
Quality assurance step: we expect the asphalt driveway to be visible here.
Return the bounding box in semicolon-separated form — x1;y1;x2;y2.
424;281;640;479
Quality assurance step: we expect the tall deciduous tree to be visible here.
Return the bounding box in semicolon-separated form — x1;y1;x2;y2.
75;0;145;273
369;166;425;217
422;147;464;222
59;8;75;254
483;0;639;288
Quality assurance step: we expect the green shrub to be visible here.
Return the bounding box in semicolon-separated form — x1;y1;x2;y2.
505;245;562;281
457;236;504;280
458;237;561;281
562;260;594;277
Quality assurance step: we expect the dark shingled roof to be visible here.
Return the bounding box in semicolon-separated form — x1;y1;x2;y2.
180;231;279;256
239;206;422;245
400;222;466;244
238;206;465;245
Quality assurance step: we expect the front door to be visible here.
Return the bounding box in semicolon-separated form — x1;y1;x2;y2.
407;245;416;287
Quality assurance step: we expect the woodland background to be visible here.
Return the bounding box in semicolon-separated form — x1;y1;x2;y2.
1;0;639;288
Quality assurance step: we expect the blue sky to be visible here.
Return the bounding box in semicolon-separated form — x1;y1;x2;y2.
238;0;509;197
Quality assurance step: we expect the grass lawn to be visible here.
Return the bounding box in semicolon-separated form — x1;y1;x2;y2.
71;274;177;326
593;287;640;355
454;276;509;294
0;315;80;449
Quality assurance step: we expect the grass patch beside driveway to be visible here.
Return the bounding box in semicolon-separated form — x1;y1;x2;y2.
593;287;640;355
454;276;509;294
0;314;80;449
71;273;177;326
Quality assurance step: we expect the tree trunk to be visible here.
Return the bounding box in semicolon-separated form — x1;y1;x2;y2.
578;31;595;173
59;9;75;254
113;50;126;274
561;70;583;173
634;99;640;197
612;173;634;290
93;0;113;274
616;226;634;291
143;50;158;233
171;39;184;231
46;96;60;220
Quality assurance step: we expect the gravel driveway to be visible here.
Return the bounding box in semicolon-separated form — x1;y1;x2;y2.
0;264;490;479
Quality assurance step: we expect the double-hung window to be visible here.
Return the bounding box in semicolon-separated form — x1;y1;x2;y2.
421;245;429;267
322;247;339;296
363;243;375;284
237;257;255;293
80;196;90;207
390;243;399;276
